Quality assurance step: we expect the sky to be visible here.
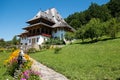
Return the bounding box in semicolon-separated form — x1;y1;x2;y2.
0;0;109;41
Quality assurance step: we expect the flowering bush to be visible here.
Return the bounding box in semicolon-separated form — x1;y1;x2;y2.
4;49;20;76
21;70;41;80
4;49;41;80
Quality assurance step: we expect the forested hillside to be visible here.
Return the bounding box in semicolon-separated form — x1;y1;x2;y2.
65;0;120;29
65;0;120;42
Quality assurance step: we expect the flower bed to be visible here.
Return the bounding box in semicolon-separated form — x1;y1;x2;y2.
4;49;41;80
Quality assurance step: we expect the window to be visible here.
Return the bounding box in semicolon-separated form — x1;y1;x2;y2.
25;43;27;45
32;38;36;44
29;39;31;43
33;29;35;34
44;28;46;34
40;28;41;33
37;29;40;33
61;28;63;31
44;38;46;42
57;28;59;31
37;37;39;42
61;33;63;39
41;28;44;33
54;29;57;33
29;30;32;34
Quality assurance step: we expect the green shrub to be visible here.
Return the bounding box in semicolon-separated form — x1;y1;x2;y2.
29;72;41;80
42;44;51;49
27;48;37;53
54;47;61;54
45;38;64;45
6;62;19;76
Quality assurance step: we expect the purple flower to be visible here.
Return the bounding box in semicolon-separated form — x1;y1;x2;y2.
30;70;42;76
23;70;30;79
21;78;26;80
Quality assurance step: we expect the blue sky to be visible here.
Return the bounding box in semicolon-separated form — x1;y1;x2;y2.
0;0;109;41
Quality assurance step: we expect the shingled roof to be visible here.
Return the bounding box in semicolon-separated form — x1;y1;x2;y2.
27;8;75;32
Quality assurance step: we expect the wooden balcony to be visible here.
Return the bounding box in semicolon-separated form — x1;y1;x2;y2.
27;33;51;37
41;33;51;37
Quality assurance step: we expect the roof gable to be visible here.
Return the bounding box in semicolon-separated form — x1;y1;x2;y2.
26;8;75;32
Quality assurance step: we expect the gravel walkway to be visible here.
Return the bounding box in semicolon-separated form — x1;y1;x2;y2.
30;58;69;80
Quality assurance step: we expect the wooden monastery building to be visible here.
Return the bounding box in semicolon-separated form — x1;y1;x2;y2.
19;8;75;50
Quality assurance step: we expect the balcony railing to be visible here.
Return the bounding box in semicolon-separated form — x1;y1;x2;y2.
41;33;51;37
28;33;51;37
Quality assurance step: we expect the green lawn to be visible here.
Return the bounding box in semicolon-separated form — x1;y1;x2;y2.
30;38;120;80
0;51;13;80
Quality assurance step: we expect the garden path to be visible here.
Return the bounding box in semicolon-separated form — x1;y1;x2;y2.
30;58;69;80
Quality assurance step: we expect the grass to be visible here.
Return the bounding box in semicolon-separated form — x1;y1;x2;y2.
0;51;13;80
30;38;120;80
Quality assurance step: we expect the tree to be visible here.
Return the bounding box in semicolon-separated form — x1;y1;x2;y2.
12;36;18;45
79;11;88;25
65;11;88;29
86;18;102;41
0;38;5;47
76;26;86;42
100;22;109;36
108;0;120;17
65;32;75;41
106;18;118;38
65;12;80;24
116;17;120;32
86;3;111;21
0;38;5;42
65;2;112;30
69;19;81;29
75;18;103;42
100;5;111;21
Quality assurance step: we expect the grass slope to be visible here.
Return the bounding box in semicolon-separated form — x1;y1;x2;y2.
0;51;13;80
30;38;120;80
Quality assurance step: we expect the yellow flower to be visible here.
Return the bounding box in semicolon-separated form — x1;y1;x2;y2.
24;54;29;60
4;49;20;65
4;49;32;66
27;60;33;67
10;49;20;57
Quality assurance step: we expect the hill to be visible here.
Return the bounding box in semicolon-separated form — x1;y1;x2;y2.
65;0;120;30
30;38;120;80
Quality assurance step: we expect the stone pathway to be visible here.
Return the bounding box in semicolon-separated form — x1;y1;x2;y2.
30;58;69;80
